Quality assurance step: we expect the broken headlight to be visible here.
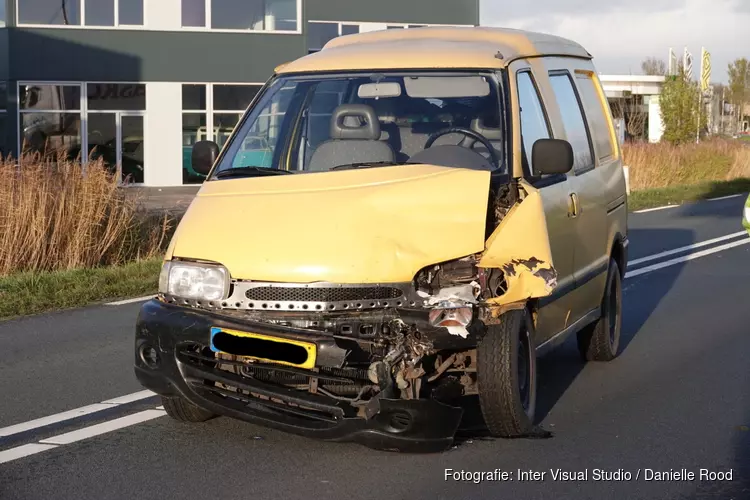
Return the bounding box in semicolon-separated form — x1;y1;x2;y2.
158;260;230;302
414;258;481;333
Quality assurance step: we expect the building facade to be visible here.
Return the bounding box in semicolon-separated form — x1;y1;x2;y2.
0;0;479;186
599;75;666;144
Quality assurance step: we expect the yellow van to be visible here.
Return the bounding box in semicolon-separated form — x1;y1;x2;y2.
134;27;629;453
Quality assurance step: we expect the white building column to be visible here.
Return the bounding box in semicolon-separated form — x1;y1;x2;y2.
648;95;664;143
144;82;183;186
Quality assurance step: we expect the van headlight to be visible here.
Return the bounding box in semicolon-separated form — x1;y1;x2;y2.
158;261;230;301
744;205;750;225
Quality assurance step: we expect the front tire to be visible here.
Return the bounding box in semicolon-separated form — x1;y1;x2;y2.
161;395;216;422
476;308;537;437
576;258;622;362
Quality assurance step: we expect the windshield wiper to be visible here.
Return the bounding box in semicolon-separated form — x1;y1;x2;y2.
215;167;294;179
330;161;401;171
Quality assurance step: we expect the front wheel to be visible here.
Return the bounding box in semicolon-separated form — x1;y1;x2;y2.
576;258;622;362
476;308;537;437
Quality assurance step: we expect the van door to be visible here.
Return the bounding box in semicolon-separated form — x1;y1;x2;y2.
546;70;610;317
507;61;579;347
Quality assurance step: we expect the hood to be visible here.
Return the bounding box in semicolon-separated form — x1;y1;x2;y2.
166;164;491;284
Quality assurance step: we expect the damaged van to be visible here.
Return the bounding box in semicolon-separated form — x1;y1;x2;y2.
134;27;628;453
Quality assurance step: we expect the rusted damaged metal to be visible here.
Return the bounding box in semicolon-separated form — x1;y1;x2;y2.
478;181;558;307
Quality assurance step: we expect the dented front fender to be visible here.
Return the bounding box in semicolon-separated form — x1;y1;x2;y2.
478;181;558;307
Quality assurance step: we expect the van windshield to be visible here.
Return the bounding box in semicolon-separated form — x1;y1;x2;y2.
211;71;505;178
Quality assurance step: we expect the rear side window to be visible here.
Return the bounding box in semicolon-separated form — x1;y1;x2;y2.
516;71;551;174
575;73;615;160
549;73;594;173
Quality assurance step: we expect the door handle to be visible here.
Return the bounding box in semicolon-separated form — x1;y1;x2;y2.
568;193;580;218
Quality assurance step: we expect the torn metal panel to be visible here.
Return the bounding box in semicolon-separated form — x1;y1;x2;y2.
478;181;558;306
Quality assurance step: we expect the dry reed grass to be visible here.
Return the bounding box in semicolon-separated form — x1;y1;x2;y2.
622;138;750;191
0;151;173;277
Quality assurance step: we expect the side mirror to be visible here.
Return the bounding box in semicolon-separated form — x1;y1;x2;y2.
192;140;220;176
531;138;574;175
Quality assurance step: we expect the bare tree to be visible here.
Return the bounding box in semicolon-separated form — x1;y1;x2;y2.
609;95;647;140
641;57;667;76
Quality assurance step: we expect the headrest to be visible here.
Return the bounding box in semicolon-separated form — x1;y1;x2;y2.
330;104;381;140
470;117;503;141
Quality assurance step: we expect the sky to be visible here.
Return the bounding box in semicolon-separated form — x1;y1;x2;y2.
480;0;750;83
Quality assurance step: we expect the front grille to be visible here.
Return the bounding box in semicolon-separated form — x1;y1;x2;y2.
245;286;403;303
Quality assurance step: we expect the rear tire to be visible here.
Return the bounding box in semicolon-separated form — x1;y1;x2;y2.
476;308;537;437
161;395;216;422
576;258;622;362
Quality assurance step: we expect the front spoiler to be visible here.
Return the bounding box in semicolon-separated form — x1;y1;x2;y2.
134;299;464;453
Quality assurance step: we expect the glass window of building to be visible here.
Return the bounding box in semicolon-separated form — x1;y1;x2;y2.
341;24;359;35
87;84;146;111
0;83;7;158
307;22;338;52
181;0;206;27
210;0;298;31
182;84;208;184
19;0;82;25
19;0;143;26
119;0;144;25
18;83;82;160
85;0;115;27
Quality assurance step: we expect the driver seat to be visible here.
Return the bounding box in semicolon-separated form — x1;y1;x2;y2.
308;104;396;171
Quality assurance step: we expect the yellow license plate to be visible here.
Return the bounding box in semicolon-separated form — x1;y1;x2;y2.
209;327;317;369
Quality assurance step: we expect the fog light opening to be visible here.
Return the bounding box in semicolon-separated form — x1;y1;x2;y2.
139;344;160;369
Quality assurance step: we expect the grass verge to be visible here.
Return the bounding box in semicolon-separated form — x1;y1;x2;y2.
628;178;750;211
0;258;161;320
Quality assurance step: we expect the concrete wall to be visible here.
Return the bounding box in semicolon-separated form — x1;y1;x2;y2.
7;28;304;83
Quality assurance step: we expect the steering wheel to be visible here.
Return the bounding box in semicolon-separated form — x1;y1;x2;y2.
423;127;500;168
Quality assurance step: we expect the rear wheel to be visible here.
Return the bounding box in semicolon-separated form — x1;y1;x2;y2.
577;258;622;362
161;395;216;422
476;308;537;437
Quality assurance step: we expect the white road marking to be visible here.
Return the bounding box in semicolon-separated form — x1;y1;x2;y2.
632;205;679;214
101;390;157;405
625;237;750;278
707;193;745;202
0;390;156;438
38;409;166;445
105;295;155;306
628;231;749;266
0;443;59;465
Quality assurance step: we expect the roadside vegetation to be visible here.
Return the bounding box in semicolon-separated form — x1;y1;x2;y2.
623;138;750;210
0;153;175;319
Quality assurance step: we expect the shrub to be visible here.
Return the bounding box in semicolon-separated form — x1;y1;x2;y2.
0;151;173;276
622;138;750;191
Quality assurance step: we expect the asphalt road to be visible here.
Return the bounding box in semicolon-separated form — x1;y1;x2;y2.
1;194;749;500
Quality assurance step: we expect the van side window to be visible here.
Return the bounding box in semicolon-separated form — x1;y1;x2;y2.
548;73;595;173
516;71;551;174
575;73;615;161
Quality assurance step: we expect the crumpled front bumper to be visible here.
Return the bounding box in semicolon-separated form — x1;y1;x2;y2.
134;299;464;453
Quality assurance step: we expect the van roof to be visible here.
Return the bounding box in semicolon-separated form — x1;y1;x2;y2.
275;26;592;75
